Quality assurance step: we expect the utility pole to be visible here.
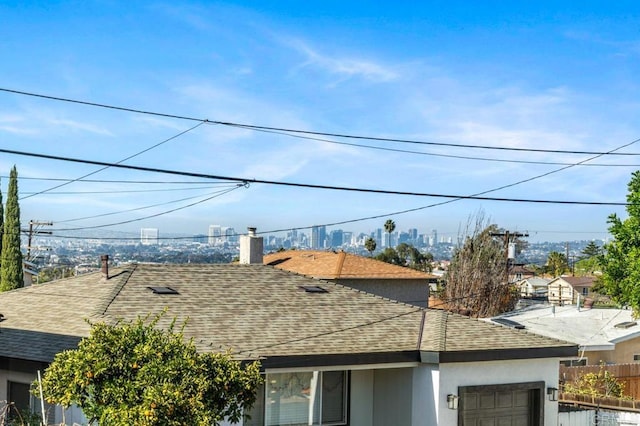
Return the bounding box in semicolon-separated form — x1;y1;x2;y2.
24;220;53;261
490;231;529;282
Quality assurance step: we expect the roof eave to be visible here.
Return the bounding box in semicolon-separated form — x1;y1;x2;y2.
421;345;578;364
259;351;421;370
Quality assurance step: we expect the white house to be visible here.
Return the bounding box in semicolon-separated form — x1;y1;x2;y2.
0;239;577;425
518;277;551;298
490;304;640;365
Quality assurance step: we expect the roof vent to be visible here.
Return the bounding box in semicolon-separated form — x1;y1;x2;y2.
492;318;525;330
615;321;637;329
299;285;329;293
147;286;179;295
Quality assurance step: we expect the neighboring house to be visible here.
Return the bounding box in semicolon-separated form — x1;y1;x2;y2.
509;264;535;283
548;276;597;305
491;304;640;365
518;277;551;298
22;260;38;286
263;249;437;307
0;232;577;426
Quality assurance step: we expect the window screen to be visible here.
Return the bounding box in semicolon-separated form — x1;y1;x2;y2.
260;371;347;426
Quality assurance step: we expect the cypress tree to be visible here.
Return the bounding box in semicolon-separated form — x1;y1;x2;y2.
0;181;3;272
0;166;22;291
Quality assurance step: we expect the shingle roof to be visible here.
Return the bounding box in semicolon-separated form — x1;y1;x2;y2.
559;276;597;288
0;263;576;367
263;250;435;279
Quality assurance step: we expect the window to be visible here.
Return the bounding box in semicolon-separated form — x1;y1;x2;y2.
633;354;640;361
582;288;588;296
561;359;586;367
7;381;32;421
246;371;347;426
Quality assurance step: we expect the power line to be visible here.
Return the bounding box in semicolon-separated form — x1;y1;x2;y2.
232;123;640;167
0;147;630;206
2;86;640;157
56;185;245;223
20;121;206;200
301;135;640;232
51;184;245;231
15;176;228;185
21;184;238;195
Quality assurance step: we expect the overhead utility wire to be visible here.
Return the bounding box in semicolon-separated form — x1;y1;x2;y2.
252;136;640;238
21;184;236;195
0;147;629;206
235;289;491;358
52;185;245;231
230;124;640;167
15;176;228;185
2;86;639;157
234;307;424;355
20;121;206;200
57;185;243;223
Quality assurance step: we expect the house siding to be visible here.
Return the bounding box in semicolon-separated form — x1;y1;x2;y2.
439;358;561;425
587;337;640;365
373;368;413;426
335;278;430;307
548;280;574;305
350;370;374;426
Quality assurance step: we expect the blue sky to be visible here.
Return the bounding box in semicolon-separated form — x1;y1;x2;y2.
1;1;639;243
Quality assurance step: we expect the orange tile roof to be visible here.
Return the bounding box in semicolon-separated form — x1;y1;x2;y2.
263;250;436;279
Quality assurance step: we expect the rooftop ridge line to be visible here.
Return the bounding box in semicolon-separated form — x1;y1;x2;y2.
334;251;347;278
91;263;138;318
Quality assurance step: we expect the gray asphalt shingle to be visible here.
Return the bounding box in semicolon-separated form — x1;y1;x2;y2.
0;263;576;365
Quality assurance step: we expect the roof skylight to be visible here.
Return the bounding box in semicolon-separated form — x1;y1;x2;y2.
299;285;329;293
147;286;179;295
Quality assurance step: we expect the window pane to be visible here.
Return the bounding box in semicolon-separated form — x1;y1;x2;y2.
322;371;346;424
262;371;347;426
265;372;321;426
8;381;31;421
244;381;265;426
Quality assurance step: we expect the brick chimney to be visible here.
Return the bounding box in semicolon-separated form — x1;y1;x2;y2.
101;254;109;279
239;227;263;265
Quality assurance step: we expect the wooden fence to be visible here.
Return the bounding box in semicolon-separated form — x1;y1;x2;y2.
560;392;640;412
561;364;640;401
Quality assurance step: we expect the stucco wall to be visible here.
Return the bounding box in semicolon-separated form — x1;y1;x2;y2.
373;368;413;426
587;337;640;365
336;278;429;307
438;358;562;426
350;370;374;426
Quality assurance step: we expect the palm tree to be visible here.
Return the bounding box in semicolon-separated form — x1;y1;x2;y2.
364;237;377;256
384;219;396;248
546;251;569;277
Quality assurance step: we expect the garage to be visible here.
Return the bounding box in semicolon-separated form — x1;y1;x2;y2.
459;381;544;426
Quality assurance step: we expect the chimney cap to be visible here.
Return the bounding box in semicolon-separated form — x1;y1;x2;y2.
101;254;109;280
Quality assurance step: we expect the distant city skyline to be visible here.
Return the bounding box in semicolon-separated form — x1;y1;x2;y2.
1;3;636;244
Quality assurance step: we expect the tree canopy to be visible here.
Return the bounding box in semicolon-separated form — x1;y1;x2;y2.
376;243;434;272
364;237;376;256
37;314;262;426
443;214;517;317
600;171;640;315
383;219;396;247
546;251;569;277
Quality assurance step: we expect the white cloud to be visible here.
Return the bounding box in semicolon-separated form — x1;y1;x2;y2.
0;114;36;135
0;125;37;135
46;118;114;136
287;39;398;84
